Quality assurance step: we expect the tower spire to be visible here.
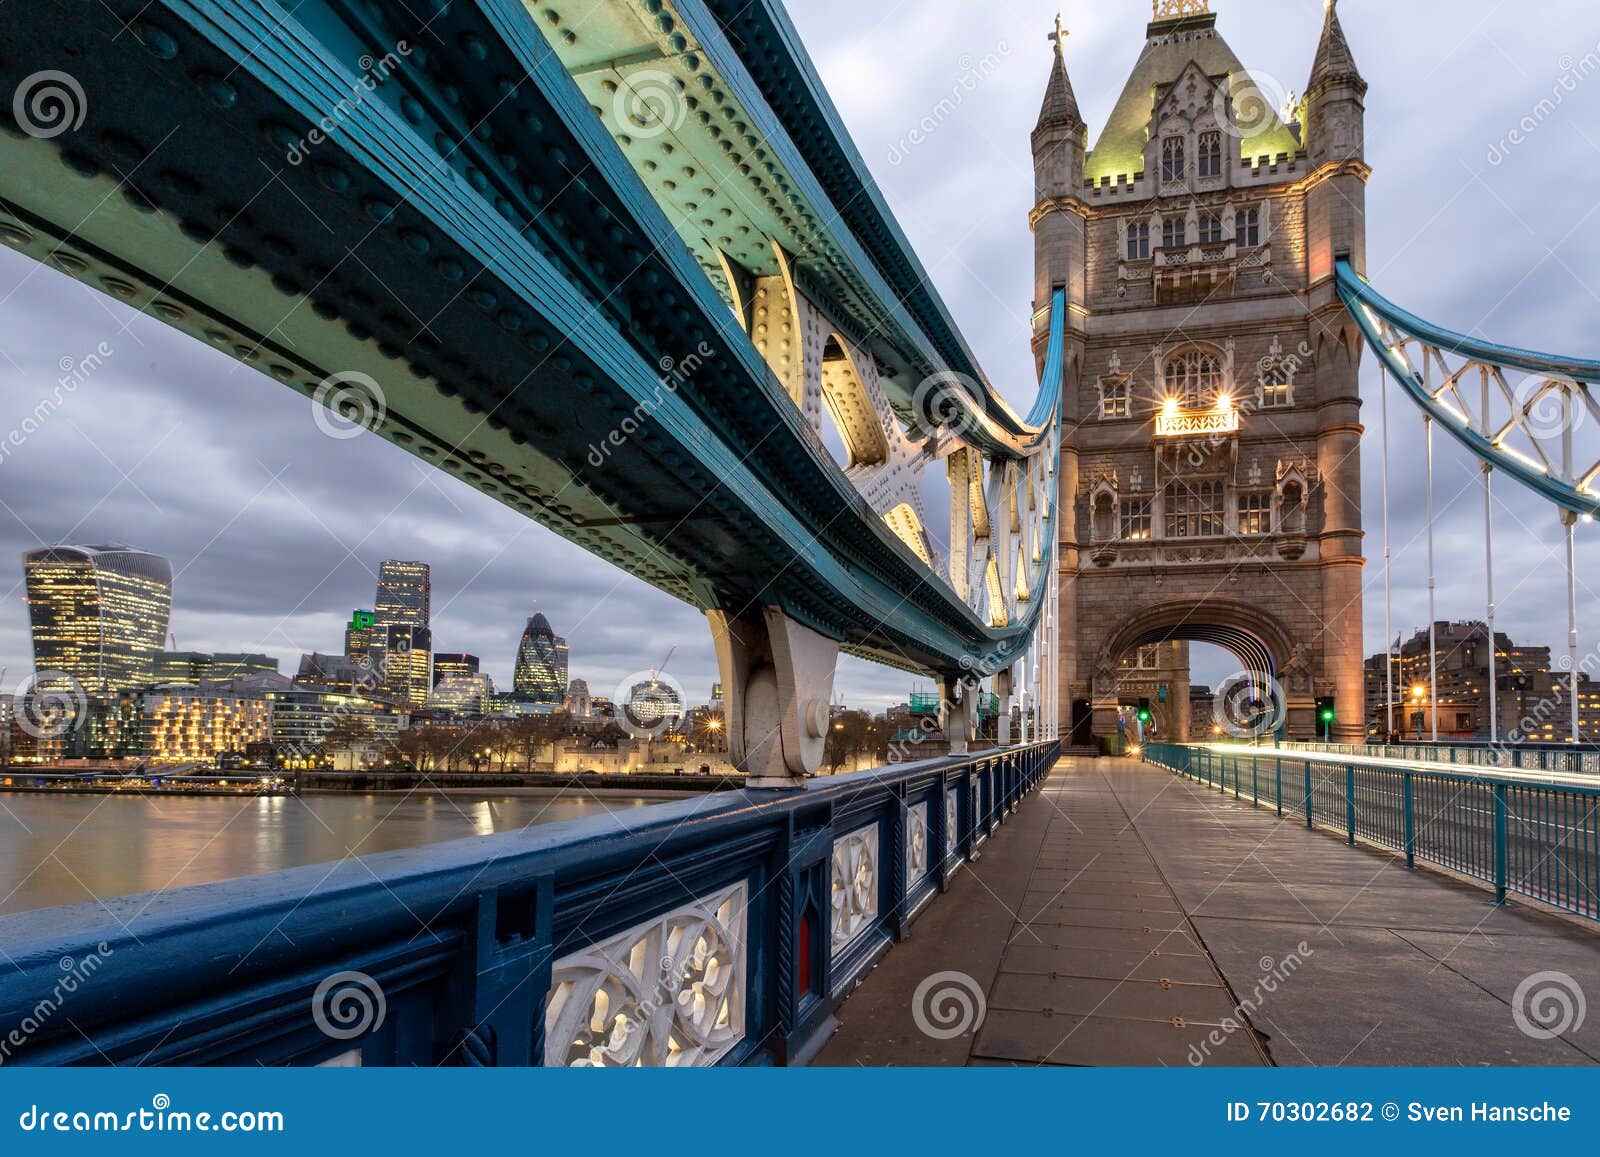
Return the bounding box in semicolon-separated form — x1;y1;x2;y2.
1309;0;1364;92
1034;13;1083;134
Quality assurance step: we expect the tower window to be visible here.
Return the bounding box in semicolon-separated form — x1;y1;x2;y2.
1198;131;1222;177
1237;491;1272;535
1162;136;1186;182
1162;217;1187;249
1164;479;1225;539
1199;213;1223;245
1120;497;1152;541
1236;207;1261;246
1163;348;1223;407
1126;221;1150;261
1258;363;1293;408
1099;376;1131;419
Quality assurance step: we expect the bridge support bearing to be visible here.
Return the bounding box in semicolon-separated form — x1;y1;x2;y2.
940;677;977;756
708;608;838;789
996;668;1015;746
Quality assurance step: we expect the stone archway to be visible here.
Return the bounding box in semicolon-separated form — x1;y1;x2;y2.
1091;597;1308;742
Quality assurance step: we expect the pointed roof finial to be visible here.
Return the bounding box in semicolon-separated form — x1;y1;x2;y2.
1310;0;1363;91
1035;11;1083;134
1047;13;1068;54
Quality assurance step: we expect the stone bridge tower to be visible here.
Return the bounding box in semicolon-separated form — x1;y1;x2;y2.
1032;1;1368;742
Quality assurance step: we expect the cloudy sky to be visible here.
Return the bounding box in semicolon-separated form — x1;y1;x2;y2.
1;0;1597;707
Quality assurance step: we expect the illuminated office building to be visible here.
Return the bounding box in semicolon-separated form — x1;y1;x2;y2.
429;674;493;715
376;625;432;706
374;561;430;630
344;609;380;666
153;651;278;685
23;544;172;692
432;652;480;685
512;613;568;705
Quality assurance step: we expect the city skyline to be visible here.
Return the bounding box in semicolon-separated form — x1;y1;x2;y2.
0;2;1597;709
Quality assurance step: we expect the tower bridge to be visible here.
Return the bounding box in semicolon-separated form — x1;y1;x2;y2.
1;0;1598;1068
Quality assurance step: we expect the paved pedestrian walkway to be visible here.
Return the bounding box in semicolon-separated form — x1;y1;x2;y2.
817;757;1600;1066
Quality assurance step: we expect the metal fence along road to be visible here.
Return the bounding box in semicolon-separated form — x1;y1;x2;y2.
1275;740;1600;777
1143;744;1600;922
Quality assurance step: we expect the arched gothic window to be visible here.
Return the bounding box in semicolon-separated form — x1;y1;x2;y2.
1163;348;1224;407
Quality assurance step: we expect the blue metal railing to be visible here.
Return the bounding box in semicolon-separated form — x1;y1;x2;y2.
0;741;1057;1067
1144;743;1600;920
1275;739;1600;776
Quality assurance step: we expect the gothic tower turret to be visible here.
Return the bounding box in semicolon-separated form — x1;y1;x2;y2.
1304;0;1369;741
1031;15;1088;741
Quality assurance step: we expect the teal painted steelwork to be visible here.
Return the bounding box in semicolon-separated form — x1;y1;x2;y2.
1336;259;1600;517
0;0;1063;678
0;741;1059;1065
1145;743;1600;922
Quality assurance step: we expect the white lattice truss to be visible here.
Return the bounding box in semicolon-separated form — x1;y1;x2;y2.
1363;307;1600;502
544;881;747;1067
831;822;880;952
735;244;1055;630
904;801;930;893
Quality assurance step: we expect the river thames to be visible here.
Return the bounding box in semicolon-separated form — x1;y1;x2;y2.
0;789;681;915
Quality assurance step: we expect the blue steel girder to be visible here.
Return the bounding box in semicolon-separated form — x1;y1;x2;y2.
533;0;1039;458
697;0;1031;435
1336;259;1600;518
0;0;1058;677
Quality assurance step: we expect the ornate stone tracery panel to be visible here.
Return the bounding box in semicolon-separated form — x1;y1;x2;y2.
830;822;880;952
904;801;930;893
544;881;747;1067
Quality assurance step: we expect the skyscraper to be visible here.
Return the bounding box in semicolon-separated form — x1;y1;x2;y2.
344;609;379;666
431;652;480;685
375;625;432;706
23;544;172;692
513;613;568;705
373;561;429;630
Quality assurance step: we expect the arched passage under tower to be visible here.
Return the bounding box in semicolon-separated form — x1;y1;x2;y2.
1084;598;1315;745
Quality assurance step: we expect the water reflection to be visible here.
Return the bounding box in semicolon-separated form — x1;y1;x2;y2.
0;789;682;916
